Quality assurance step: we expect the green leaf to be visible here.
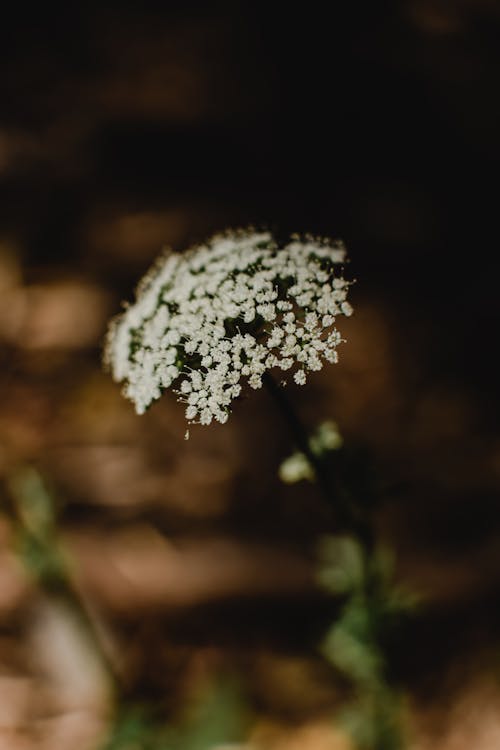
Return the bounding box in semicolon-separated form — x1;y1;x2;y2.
180;675;250;750
316;535;365;594
338;690;405;750
322;597;384;686
7;467;56;537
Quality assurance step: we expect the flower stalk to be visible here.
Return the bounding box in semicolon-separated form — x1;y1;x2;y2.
6;467;121;697
264;372;375;557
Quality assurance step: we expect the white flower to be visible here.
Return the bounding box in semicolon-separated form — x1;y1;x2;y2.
294;369;307;386
279;451;315;484
104;229;352;425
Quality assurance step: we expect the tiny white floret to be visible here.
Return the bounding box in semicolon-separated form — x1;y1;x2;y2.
104;229;352;426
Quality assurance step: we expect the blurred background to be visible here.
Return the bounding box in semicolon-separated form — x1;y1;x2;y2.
1;2;500;748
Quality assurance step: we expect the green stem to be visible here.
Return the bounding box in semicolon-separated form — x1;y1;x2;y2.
263;373;374;553
265;377;404;747
263;373;339;505
6;469;121;698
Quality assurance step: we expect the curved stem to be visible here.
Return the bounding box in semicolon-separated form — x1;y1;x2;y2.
263;373;374;552
264;376;404;746
6;468;121;697
263;373;338;503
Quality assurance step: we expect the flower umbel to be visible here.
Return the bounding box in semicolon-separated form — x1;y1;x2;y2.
104;230;352;425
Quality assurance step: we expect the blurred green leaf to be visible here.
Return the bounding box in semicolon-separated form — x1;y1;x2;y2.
16;531;68;585
102;676;250;750
322;595;384;686
6;467;71;587
100;707;170;750
179;675;250;750
338;689;405;750
317;535;365;594
317;537;412;748
7;467;56;537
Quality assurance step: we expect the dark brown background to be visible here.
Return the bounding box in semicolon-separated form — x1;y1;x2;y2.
1;2;500;748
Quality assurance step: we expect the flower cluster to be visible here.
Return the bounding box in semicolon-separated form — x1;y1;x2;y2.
104;230;352;425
